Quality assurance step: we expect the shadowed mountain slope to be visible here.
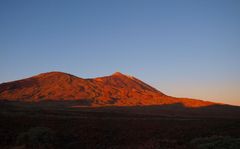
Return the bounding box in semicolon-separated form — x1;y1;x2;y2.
0;71;217;107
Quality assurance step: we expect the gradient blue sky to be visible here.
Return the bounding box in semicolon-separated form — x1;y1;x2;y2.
0;0;240;105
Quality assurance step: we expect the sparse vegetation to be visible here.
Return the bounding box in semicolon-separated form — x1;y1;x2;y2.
190;136;240;149
0;102;239;149
16;127;56;149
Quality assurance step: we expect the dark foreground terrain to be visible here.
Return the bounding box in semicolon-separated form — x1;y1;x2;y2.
0;101;240;149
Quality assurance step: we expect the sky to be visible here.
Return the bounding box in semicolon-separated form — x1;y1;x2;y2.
0;0;240;105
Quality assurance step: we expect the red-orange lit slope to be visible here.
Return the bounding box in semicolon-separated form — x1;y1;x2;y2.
0;71;215;107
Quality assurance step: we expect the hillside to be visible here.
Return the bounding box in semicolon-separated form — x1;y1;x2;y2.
0;71;215;107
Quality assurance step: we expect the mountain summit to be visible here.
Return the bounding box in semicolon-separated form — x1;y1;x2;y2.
0;71;215;107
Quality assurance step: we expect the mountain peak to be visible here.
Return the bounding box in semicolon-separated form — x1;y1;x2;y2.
35;71;74;78
112;72;125;76
37;71;66;75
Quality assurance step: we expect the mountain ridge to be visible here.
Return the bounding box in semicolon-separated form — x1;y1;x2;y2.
0;71;218;107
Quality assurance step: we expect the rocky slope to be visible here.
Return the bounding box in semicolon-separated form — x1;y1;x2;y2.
0;71;215;107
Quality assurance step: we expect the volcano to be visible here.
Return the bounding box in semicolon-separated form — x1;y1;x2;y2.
0;71;216;107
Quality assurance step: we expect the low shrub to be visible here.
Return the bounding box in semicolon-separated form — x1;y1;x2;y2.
16;127;56;149
190;135;240;149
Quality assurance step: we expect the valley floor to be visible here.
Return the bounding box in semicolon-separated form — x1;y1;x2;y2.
0;101;240;149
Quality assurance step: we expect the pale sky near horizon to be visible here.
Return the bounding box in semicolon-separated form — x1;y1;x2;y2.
0;0;240;105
